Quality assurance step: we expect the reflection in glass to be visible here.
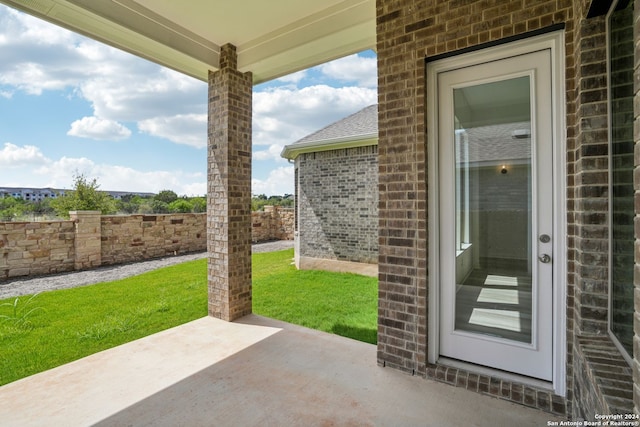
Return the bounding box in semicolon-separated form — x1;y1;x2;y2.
453;76;533;343
609;0;634;357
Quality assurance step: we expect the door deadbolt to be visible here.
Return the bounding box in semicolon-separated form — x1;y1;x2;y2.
538;254;551;263
539;234;551;243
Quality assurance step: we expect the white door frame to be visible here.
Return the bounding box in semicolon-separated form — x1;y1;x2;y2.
426;31;567;396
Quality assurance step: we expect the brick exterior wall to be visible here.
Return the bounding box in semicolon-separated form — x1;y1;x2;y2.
207;44;253;321
570;6;612;419
374;0;634;418
574;337;634;419
297;145;378;264
633;0;640;415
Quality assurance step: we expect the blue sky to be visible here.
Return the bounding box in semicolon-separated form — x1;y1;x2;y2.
0;5;377;196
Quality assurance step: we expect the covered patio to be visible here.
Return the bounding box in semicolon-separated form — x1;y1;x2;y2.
0;315;557;426
4;0;638;421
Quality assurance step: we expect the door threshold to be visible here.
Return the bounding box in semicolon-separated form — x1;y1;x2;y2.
436;357;554;391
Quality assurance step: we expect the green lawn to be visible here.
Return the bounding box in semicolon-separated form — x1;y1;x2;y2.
253;250;377;344
0;248;377;386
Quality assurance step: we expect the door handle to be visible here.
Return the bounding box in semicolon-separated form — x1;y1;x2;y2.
538;254;551;263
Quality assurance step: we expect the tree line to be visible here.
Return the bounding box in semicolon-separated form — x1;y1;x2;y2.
0;174;293;221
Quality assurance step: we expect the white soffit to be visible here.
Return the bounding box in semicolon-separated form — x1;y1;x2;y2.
0;0;376;84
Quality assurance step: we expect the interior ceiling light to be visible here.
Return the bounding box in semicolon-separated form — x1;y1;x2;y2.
511;129;531;139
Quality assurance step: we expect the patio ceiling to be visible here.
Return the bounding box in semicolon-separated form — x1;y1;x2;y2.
0;0;376;83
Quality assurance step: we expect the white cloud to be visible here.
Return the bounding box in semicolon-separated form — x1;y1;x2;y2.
0;142;48;167
80;68;205;123
275;70;307;85
0;10;98;95
33;156;95;186
253;85;377;149
138;114;206;148
0;141;204;195
253;144;287;162
319;54;377;88
67;116;132;140
31;157;206;195
0;8;76;46
180;182;207;197
0;7;206;141
252;166;294;196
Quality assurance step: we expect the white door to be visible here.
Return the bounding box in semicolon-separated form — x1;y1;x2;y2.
438;48;553;381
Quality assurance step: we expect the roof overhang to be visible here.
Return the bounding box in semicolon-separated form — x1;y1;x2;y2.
281;132;377;160
0;0;376;84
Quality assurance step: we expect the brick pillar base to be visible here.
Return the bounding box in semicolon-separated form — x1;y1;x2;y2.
207;44;253;321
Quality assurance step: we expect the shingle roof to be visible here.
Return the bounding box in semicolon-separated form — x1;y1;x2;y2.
281;104;378;160
294;104;378;144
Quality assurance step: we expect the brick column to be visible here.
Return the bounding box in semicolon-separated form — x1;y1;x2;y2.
70;210;101;270
207;44;253;321
376;1;428;375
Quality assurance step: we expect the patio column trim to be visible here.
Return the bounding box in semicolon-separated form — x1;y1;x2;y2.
207;43;253;321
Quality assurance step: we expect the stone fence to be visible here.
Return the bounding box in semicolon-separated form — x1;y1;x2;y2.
251;205;294;242
0;206;294;281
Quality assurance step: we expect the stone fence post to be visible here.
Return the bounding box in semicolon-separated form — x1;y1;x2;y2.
70;210;101;270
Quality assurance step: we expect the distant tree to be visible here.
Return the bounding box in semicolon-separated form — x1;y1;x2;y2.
136;199;169;214
117;200;139;214
191;197;206;213
155;190;178;204
169;199;193;213
26;199;55;219
251;194;294;211
278;196;294;208
136;200;154;214
251;197;267;211
150;199;170;213
50;173;117;218
119;194;138;203
0;197;26;221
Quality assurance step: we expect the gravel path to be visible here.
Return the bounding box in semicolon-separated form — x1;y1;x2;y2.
0;240;293;299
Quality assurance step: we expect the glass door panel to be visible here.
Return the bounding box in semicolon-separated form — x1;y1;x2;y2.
453;76;533;344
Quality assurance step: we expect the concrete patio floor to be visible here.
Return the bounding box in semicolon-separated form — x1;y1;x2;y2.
0;315;562;426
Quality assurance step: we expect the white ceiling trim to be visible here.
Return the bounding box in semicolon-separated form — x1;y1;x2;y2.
239;0;372;63
245;21;375;83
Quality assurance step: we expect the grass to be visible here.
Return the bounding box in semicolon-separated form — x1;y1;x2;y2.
252;250;378;344
0;248;377;386
0;260;207;387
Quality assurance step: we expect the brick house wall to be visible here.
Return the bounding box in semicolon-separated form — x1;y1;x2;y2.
376;0;635;418
297;145;378;264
